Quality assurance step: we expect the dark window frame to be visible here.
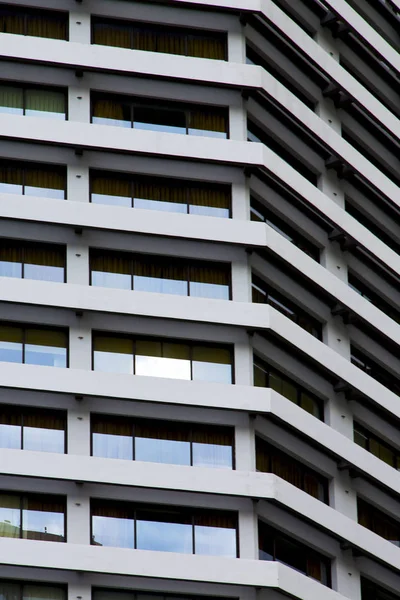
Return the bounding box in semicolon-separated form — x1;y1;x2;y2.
89;170;232;217
91;16;227;61
90;499;239;557
89;248;231;300
90;413;235;469
92;332;234;384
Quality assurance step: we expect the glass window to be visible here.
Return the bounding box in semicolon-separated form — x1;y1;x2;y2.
91;503;134;548
0;164;23;195
23;586;66;600
92;97;131;128
93;336;134;374
23;411;65;453
91;176;132;208
24;329;67;368
91;252;132;290
0;85;23;115
134;106;186;135
361;578;400;600
192;346;232;384
22;496;65;542
0;6;68;40
23;244;65;283
135;421;191;466
24;166;65;199
188;109;227;139
0;494;21;538
194;513;237;557
133;179;187;214
25;88;66;120
136;509;192;553
135;340;191;380
133;257;187;296
92;417;133;460
0;582;20;600
0;325;23;363
0;408;21;449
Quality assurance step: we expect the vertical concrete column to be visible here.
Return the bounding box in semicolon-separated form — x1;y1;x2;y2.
69;322;92;371
68;400;91;456
67;486;90;544
234;332;253;386
69;11;91;45
316;26;360;600
227;22;246;63
67;238;89;285
235;414;256;471
231;176;250;220
231;250;252;302
67;162;89;203
238;499;258;559
229;98;247;141
68;83;90;124
68;579;92;600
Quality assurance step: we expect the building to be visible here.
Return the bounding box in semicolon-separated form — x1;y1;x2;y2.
0;0;399;599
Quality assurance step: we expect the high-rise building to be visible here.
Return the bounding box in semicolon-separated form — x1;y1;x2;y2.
0;1;399;599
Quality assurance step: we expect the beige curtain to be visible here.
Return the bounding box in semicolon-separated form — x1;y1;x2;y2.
26;12;67;40
189;185;230;210
192;345;231;365
94;335;133;355
25;167;65;193
93;21;131;48
189;109;227;134
187;34;226;60
25;328;67;349
0;10;25;35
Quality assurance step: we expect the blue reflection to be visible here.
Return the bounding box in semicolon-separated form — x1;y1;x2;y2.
0;183;23;195
134;198;187;213
189;205;229;218
24;345;67;368
188;129;227;139
189;282;229;300
0;342;23;364
24;265;64;283
23;428;64;453
92;117;131;128
91;193;132;208
194;525;236;557
192;443;232;469
22;509;64;541
0;424;21;449
0;262;22;278
136;519;192;553
93;351;133;374
92;515;134;548
135;437;190;466
92;433;133;460
92;271;131;290
134;276;187;296
192;361;232;384
25;110;65;120
134;122;186;135
24;186;64;199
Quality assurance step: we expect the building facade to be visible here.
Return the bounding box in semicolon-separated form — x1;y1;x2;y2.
0;0;399;599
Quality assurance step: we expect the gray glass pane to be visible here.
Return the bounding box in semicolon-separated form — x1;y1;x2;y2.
134;197;187;213
92;515;134;548
92;116;131;128
134;276;187;296
91;193;132;207
24;186;64;200
92;433;133;460
189;205;229;218
134;122;186;135
25;345;67;368
0;341;23;363
92;271;132;290
194;525;236;556
0;423;21;449
188;129;227;139
25;89;66;120
0;183;23;195
0;495;20;538
136;519;192;553
0;261;22;278
192;443;232;469
23;585;66;600
135;355;191;379
0;86;23;115
0;583;19;600
22;508;64;542
192;362;232;384
189;282;229;300
23;427;64;453
135;437;190;466
93;351;133;374
24;265;64;283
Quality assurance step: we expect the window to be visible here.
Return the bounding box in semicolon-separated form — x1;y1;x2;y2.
0;161;66;199
0;493;65;542
358;498;400;546
92;17;227;60
250;197;319;261
91;500;237;557
0;405;66;453
90;250;230;300
92;415;234;469
0;581;66;600
91;94;228;139
258;522;330;586
256;437;328;503
254;356;323;420
354;422;400;470
0;5;68;39
0;83;67;120
351;347;400;396
93;335;233;384
0;240;65;282
0;324;68;368
361;578;400;600
94;591;235;600
252;275;322;339
90;171;231;218
348;273;400;325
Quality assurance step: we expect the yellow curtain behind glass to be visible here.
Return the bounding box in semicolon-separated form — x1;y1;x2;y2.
24;410;65;431
0;242;22;264
133;28;157;52
135;419;190;442
24;244;65;268
92;99;126;120
0;165;23;186
306;556;323;582
92;176;131;199
189;186;230;209
189;110;227;133
26;13;67;40
134;180;186;205
25;329;67;349
91;251;132;275
25;168;65;192
94;336;133;355
194;510;236;529
190;262;229;285
92;416;132;436
192;424;233;446
0;85;23;110
23;586;66;600
93;22;131;48
0;11;24;35
25;89;65;115
0;325;23;344
192;345;231;365
187;34;226;60
157;31;186;55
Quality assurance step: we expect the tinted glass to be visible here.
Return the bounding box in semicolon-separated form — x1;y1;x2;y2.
135;341;191;380
0;494;20;538
134;106;186;135
92;98;131;128
93;336;134;374
194;523;236;557
92;515;134;548
192;346;232;384
0;85;23;115
0;409;21;449
0;326;23;363
24;329;67;368
0;583;20;600
91;176;132;208
23;413;65;453
25;89;66;120
136;513;192;553
0;164;23;195
22;497;64;542
92;419;133;460
23;586;66;600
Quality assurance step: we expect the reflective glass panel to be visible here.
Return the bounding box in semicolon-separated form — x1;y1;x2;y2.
25;89;66;120
0;494;20;538
0;583;19;600
0;86;23;115
135;437;190;465
92;515;134;548
134;197;187;213
93;336;133;374
24;264;64;282
0;165;23;195
25;330;67;368
22;497;64;542
24;169;65;200
194;524;236;557
192;346;232;384
23;412;65;454
92;98;131;128
93;433;133;460
0;326;23;363
136;517;192;553
134;106;186;135
0;420;21;449
91;176;132;207
189;281;229;300
23;586;66;600
189;204;229;218
192;443;232;469
92;271;131;290
135;355;191;379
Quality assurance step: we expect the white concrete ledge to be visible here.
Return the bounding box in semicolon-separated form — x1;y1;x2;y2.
0;537;350;600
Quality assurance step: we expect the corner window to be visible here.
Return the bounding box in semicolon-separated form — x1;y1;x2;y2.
0;240;65;282
91;94;228;139
90;171;231;218
0;405;66;453
0;161;66;199
358;498;400;546
0;83;67;120
354;422;400;470
91;500;237;557
90;250;230;300
93;334;233;384
91;414;234;469
92;17;227;60
0;5;68;40
0;493;65;542
0;324;68;368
